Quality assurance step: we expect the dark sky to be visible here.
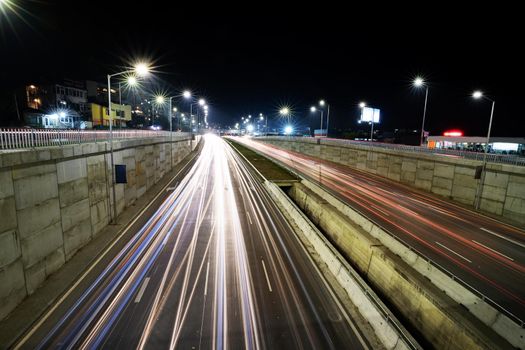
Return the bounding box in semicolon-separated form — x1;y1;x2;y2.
1;1;523;136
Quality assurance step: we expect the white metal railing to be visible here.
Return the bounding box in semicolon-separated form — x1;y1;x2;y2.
259;136;525;166
0;128;192;150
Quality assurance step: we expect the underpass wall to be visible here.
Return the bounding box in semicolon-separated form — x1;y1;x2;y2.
287;181;515;350
0;135;201;320
256;137;525;225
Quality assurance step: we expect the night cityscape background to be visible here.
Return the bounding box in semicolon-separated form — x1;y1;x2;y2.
1;2;523;137
1;2;524;350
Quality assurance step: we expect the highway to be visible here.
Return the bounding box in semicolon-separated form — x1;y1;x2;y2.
16;134;368;349
232;137;525;324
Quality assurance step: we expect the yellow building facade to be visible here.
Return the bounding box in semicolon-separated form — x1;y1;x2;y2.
91;103;132;127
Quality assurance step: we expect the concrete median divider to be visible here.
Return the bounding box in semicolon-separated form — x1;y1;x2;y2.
264;181;421;350
287;179;518;349
300;179;524;349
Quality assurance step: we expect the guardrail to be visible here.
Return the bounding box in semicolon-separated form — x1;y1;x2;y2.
259;136;525;166
0;128;191;150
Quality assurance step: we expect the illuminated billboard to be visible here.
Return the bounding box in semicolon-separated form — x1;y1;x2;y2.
360;107;380;123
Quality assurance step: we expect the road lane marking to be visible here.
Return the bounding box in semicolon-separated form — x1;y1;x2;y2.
435;241;472;263
261;260;273;292
134;277;151;303
246;211;253;225
472;240;515;261
370;204;390;217
398;205;420;216
480;227;525;249
204;262;210;296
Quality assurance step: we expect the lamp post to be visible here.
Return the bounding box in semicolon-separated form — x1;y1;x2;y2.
319;100;330;137
279;107;291;136
414;77;429;146
472;90;496;210
107;62;150;223
310;106;324;136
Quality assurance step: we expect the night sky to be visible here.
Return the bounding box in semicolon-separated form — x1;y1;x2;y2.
1;1;523;136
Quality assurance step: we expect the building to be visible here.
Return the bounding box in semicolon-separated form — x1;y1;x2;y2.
90;103;132;128
18;80;89;129
427;136;525;156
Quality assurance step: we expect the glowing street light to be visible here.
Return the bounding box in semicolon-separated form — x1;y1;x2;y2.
127;76;138;86
134;63;150;77
473;90;483;99
247;124;254;132
413;76;429;146
155;95;165;104
183;90;192;99
198;98;206;106
359;102;366;108
284;125;293;135
279;107;291;125
310;105;324;136
471;90;496;210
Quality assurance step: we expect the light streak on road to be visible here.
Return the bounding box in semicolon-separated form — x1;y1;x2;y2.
27;134;366;350
233;136;525;320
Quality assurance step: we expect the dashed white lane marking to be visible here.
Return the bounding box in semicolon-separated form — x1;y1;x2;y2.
472;240;514;262
134;277;151;303
435;241;472;263
204;262;210;296
261;260;273;292
480;227;525;249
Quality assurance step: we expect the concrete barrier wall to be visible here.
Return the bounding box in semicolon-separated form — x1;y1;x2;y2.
265;181;419;350
288;181;514;350
257;137;525;225
0;135;200;320
301;179;525;349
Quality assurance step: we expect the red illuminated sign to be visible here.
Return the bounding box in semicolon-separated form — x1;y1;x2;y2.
443;130;463;137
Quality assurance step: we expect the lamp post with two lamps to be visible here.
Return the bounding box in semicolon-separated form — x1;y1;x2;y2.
107;62;150;223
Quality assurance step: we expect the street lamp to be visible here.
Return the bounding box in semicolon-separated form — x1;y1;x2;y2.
310;106;324;137
318;99;331;137
279;107;290;124
413;76;429;146
107;62;150;223
472;90;496;210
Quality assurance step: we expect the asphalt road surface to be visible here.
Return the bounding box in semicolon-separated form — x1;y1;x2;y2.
233;137;525;324
16;134;369;350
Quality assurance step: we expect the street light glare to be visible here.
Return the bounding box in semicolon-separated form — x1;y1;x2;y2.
155;95;165;104
414;77;424;87
310;106;316;112
319;100;325;107
359;102;366;108
134;63;150;77
284;125;293;135
473;90;483;99
183;90;192;99
198;98;206;106
127;76;138;86
280;107;290;115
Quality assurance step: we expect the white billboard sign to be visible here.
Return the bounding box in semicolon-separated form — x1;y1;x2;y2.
360;107;380;123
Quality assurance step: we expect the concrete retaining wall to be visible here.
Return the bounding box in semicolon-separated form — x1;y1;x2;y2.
0;135;200;320
288;181;514;350
257;137;525;225
265;181;420;350
301;179;525;349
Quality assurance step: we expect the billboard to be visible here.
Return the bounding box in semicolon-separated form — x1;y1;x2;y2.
360;107;380;123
